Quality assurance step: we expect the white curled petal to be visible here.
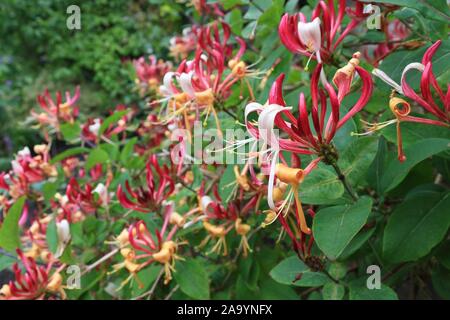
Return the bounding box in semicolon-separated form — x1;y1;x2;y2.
244;102;263;125
55;219;71;258
372;68;403;95
200;195;213;212
179;71;195;97
258;104;292;151
298;17;321;52
92;183;108;205
267;150;279;210
160;72;176;97
18;147;31;158
401;62;425;85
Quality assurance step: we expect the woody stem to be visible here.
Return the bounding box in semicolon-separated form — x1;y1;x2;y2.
320;143;358;201
330;162;358;201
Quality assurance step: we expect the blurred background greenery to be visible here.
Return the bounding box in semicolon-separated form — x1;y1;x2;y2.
0;0;194;169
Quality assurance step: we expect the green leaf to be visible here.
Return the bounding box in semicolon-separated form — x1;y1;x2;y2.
349;282;398;300
42;181;59;201
322;282;345;300
313;197;373;259
60;122;81;141
367;136;388;194
98;109;128;137
380;138;450;192
50;147;89;164
258;0;283;27
259;278;299;300
0;197;26;252
174;258;210;299
338;136;378;185
86;147;110;170
131;265;161;297
0;254;16;272
120;137;137;166
218;165;236;204
339;227;376;260
328;262;347;280
432;264;450;299
225;9;243;35
383;191;450;263
46;217;58;254
300;164;344;205
269;255;328;287
364;1;450;24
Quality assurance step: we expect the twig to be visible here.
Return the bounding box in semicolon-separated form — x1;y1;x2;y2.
82;248;119;276
330;162;358;201
133;267;165;300
164;284;180;300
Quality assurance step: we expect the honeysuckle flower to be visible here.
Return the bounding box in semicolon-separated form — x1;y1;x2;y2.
193;184;255;256
55;219;71;259
0;249;66;300
92;183;109;206
133;55;172;95
191;0;224;17
155;22;259;138
22;215;52;261
66;178;105;214
244;54;372;162
1;145;57;199
169;26;198;61
279;0;365;64
362;41;449;161
31;86;80;133
117;155;175;213
240;56;372;234
81;107;129;144
127;205;182;285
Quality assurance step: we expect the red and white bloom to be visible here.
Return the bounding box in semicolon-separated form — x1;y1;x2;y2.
365;41;449;161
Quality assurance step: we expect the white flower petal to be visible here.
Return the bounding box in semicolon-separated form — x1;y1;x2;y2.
298;17;321;52
372;68;403;94
400;62;425;85
179;71;195;97
258;104;291;151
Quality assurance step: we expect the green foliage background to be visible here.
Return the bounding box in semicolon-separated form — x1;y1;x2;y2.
0;0;449;300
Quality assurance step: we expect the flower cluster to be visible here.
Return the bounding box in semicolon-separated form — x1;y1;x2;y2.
0;1;448;300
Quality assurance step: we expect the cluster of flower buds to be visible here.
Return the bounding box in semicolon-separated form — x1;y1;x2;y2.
169;26;199;61
185;182;255;257
191;0;224;17
31;87;80;137
0;145;57;199
81;105;130;144
156;21;259;138
0;250;66;300
111;204;181;286
133;55;173;96
117;155;175;213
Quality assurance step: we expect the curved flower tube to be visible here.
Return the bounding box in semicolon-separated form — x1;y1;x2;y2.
0;250;66;300
117;155;175;213
278;0;366;64
367;40;449;161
